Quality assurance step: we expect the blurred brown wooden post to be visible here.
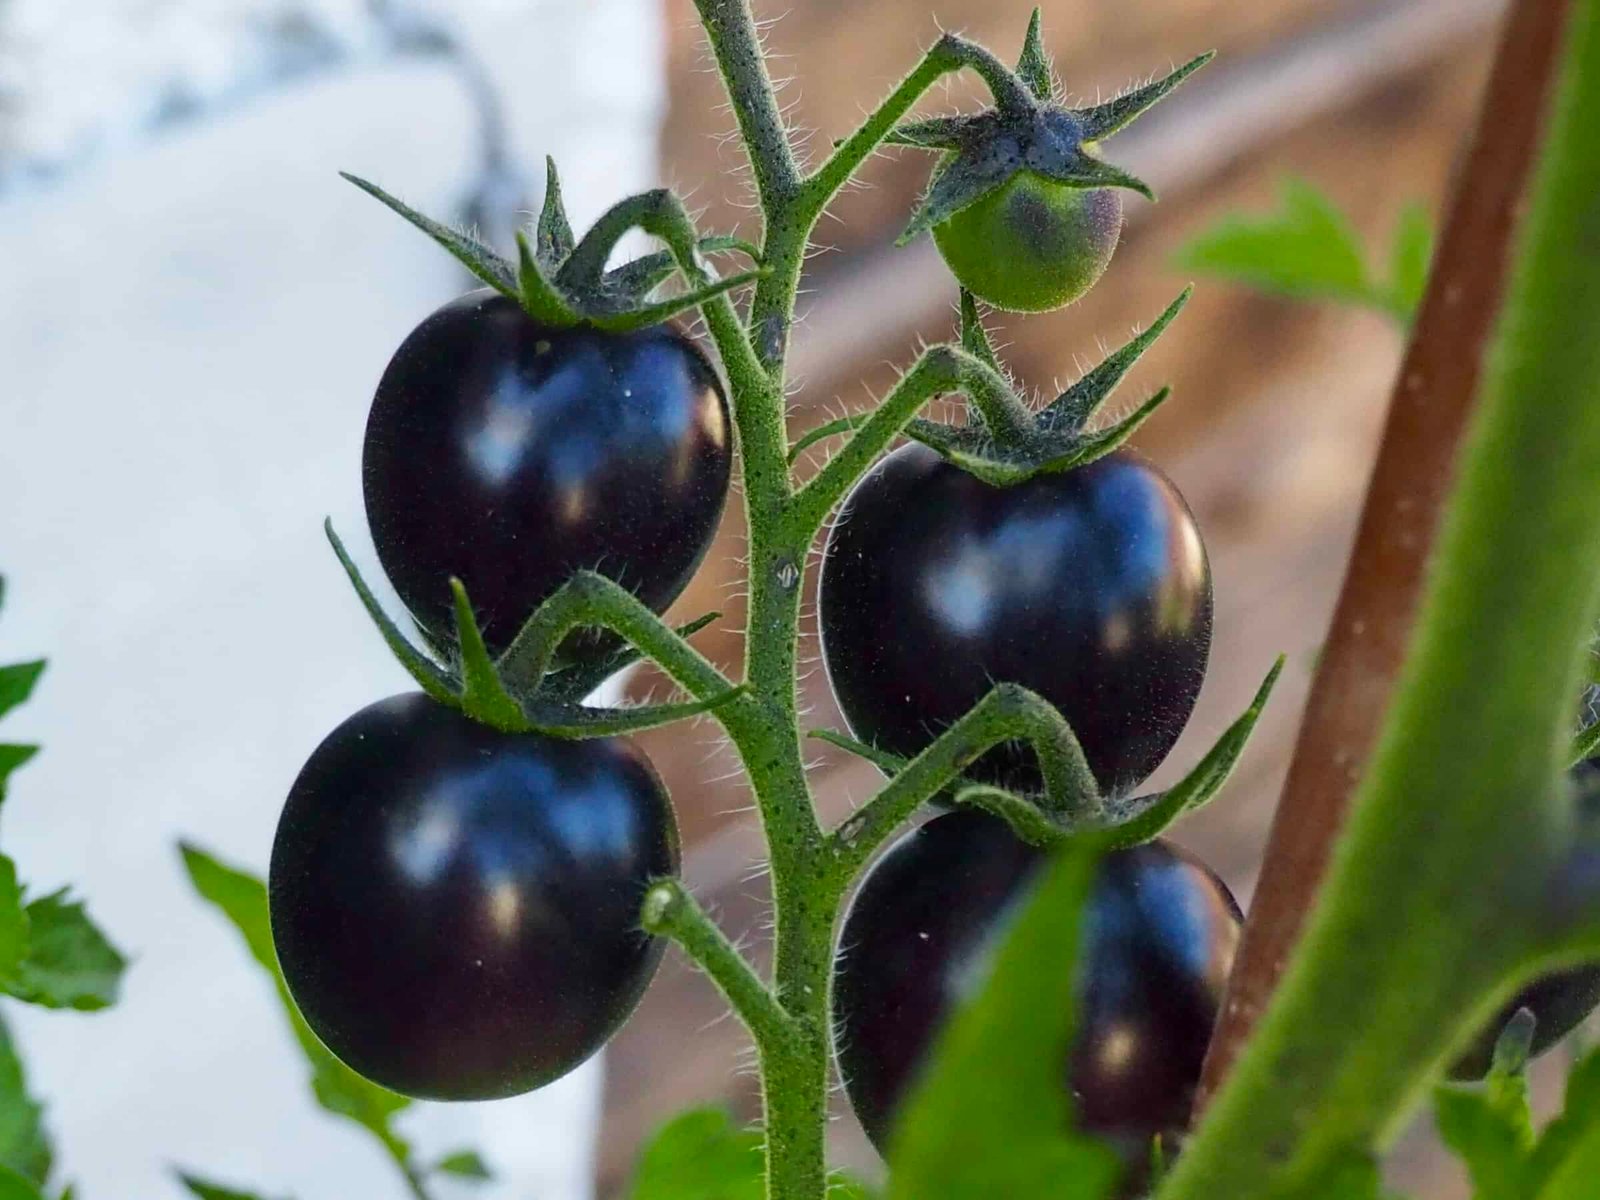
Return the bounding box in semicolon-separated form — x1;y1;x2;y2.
1197;0;1573;1108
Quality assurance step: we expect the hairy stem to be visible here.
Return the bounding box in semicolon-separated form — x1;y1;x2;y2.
1162;2;1600;1194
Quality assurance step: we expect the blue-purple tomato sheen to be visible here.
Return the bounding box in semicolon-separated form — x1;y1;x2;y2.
833;811;1241;1162
819;445;1212;796
363;291;731;654
268;692;678;1101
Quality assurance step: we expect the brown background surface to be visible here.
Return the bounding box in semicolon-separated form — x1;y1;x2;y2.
596;2;1548;1195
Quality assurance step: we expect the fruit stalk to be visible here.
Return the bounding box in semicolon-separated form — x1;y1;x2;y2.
1163;2;1600;1195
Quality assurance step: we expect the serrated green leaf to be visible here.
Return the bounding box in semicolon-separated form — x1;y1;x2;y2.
433;1150;493;1182
0;664;44;725
1176;178;1377;310
886;843;1122;1200
179;844;413;1158
0;1167;44;1200
176;1173;288;1200
1386;202;1435;324
0;1013;50;1187
626;1108;765;1200
3;892;124;1012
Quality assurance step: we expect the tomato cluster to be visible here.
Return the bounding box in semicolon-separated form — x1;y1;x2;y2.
268;291;729;1099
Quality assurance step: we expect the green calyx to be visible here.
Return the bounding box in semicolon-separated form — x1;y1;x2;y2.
343;159;765;334
893;10;1213;245
324;521;742;739
896;286;1191;486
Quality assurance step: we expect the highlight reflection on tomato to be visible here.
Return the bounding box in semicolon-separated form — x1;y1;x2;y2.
363;291;732;654
820;446;1212;796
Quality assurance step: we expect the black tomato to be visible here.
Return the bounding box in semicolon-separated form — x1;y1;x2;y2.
819;445;1212;796
363;291;732;654
833;811;1240;1160
268;693;678;1100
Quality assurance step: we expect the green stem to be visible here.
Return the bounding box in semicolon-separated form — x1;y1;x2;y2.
824;683;1103;891
1161;3;1600;1194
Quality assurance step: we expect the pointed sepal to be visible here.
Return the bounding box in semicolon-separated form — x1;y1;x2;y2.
325;521;458;704
1039;287;1191;431
448;580;526;729
341;173;516;297
515;232;583;326
1015;9;1056;101
1075;51;1215;141
587;268;768;334
542;611;723;703
959;290;1004;374
884;114;982;151
898;151;1015;246
536;156;576;267
1095;656;1285;845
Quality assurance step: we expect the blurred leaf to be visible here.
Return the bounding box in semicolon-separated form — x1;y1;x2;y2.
0;1167;44;1200
1177;177;1436;328
0;1013;50;1186
885;843;1121;1200
626;1108;765;1200
0;664;44;725
176;1174;289;1200
1177;178;1371;303
433;1150;493;1182
828;1174;883;1199
1435;1086;1534;1200
2;891;125;1011
1525;1044;1600;1193
0;748;39;809
179;844;413;1159
1294;1153;1406;1199
0;857;28;985
1387;202;1435;324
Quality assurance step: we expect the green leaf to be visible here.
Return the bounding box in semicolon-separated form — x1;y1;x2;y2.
179;844;413;1159
625;1108;765;1200
3;892;125;1012
0;857;28;986
0;1013;51;1187
176;1174;289;1200
1386;201;1435;324
1434;1085;1535;1199
1175;178;1377;310
1526;1044;1600;1190
886;843;1122;1200
0;1168;44;1200
0;663;44;724
0;747;39;808
432;1150;493;1182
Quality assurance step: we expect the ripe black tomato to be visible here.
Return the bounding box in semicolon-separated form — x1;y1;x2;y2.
819;445;1212;796
268;692;678;1100
363;291;732;654
833;811;1240;1162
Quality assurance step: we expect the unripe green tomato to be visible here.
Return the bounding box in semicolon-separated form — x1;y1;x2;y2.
932;172;1123;312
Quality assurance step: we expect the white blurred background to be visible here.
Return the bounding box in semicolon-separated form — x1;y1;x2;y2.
0;2;665;1197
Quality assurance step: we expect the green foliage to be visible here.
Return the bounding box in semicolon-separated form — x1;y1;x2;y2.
1175;177;1434;326
624;1108;878;1200
178;845;417;1158
884;844;1121;1200
177;1174;290;1200
1430;1038;1600;1200
3;892;125;1012
0;1169;44;1200
0;1015;50;1187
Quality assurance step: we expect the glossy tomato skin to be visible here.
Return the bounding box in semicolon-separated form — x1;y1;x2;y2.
834;811;1241;1157
269;692;678;1101
819;445;1212;796
932;175;1122;313
363;290;731;654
